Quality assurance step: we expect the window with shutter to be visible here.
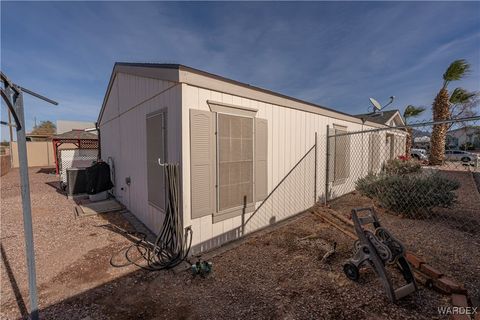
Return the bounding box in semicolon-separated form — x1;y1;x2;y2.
329;125;350;183
190;103;268;222
146;111;166;210
255;118;268;201
217;113;254;211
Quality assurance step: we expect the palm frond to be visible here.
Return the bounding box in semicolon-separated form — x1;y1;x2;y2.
449;87;476;104
403;105;426;119
443;59;471;88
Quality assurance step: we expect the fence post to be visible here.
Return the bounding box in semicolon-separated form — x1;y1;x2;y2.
13;93;39;320
314;132;317;204
325;125;330;205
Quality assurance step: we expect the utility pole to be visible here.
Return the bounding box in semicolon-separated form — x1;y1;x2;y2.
1;72;58;320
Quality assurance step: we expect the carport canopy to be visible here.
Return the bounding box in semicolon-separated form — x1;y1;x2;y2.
52;130;98;174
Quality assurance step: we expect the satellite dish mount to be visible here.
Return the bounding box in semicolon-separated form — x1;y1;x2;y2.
369;96;395;113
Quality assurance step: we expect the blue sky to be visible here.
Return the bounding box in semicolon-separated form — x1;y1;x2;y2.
1;1;479;139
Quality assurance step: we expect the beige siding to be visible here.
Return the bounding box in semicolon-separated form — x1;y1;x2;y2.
181;84;375;254
100;70;405;254
101;75;120;124
99;73;181;233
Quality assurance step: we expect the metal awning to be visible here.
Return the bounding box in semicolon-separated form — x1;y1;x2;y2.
52;130;98;174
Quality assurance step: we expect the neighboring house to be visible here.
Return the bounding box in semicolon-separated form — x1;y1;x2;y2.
354;110;407;160
57;120;96;134
446;126;480;150
98;63;403;254
354;110;405;127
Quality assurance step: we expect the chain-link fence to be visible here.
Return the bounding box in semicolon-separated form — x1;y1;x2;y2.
244;144;317;235
233;116;479;300
325;116;480;300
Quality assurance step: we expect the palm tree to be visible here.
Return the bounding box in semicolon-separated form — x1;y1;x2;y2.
403;105;425;157
448;88;477;122
429;59;471;165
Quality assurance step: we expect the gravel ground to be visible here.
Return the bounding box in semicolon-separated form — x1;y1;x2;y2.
473;172;480;194
1;168;138;319
327;170;480;307
1;168;450;319
39;213;448;320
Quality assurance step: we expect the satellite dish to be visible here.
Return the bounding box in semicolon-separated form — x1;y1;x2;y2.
369;98;383;111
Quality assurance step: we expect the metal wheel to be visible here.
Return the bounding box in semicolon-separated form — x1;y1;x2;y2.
365;230;392;263
375;227;404;263
461;157;471;163
343;263;360;281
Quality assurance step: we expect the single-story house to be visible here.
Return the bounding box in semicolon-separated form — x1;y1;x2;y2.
413;136;431;151
447;126;480;150
354;109;405;127
57;120;97;135
97;63;405;253
355;110;407;160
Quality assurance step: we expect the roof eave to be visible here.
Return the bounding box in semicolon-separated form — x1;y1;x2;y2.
98;63;388;129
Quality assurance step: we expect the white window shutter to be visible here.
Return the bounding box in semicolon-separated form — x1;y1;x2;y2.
334;129;350;180
328;127;336;182
368;133;382;173
255;118;268;201
190;109;215;219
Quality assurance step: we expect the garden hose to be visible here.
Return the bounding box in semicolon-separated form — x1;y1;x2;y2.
111;163;192;271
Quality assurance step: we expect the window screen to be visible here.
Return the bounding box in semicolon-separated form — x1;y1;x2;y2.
146;112;166;210
218;114;253;211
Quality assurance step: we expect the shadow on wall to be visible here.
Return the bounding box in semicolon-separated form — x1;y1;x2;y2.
190;226;243;255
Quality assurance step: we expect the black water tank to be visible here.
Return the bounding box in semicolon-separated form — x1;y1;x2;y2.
66;167;87;196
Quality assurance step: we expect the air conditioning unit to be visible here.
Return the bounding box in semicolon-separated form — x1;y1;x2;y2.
66;167;88;196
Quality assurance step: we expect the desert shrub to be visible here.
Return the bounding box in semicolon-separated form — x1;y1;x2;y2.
356;173;460;218
354;173;380;198
383;158;421;175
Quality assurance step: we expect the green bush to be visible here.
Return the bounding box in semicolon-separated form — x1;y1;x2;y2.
383;159;421;175
355;173;460;218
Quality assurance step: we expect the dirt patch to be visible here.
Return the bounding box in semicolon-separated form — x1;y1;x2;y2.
473;172;480;194
38;214;448;320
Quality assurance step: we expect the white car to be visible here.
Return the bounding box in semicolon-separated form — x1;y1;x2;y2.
444;150;478;162
411;148;428;161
